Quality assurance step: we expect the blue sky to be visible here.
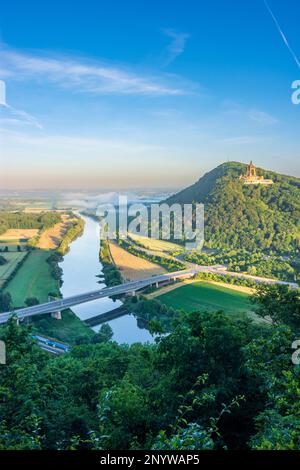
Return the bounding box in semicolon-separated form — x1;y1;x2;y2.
0;0;299;189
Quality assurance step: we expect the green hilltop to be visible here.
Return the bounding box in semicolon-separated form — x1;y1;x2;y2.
166;161;300;255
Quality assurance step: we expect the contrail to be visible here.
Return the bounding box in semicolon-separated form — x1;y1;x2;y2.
264;0;300;69
1;102;43;129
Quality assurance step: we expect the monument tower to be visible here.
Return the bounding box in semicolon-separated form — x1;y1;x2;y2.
240;161;273;185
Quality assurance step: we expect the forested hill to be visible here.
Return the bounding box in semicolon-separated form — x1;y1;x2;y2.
166;162;300;253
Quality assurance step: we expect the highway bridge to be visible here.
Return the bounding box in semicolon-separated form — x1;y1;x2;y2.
0;267;297;325
0;269;197;324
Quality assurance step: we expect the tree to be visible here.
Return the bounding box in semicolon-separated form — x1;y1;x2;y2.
92;323;113;343
251;284;300;329
0;291;12;312
25;297;39;307
0;255;7;265
244;325;300;449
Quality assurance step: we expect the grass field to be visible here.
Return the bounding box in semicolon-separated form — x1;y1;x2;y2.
0;251;27;288
29;309;94;345
4;250;59;307
109;241;166;281
0;243;27;250
157;281;252;316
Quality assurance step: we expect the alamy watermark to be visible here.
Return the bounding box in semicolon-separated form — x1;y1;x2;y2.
291;80;300;105
0;79;6;106
292;340;300;365
96;196;204;251
0;340;6;365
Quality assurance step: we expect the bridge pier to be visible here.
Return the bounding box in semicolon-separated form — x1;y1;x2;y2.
155;282;159;288
51;311;62;320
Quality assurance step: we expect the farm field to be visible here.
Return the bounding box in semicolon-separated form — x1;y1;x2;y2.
0;251;27;288
157;280;253;316
37;217;73;249
109;241;166;281
129;233;183;254
23;207;65;213
0;228;39;241
4;250;59;308
0;243;27;250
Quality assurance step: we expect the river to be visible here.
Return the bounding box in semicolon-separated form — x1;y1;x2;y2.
59;215;153;344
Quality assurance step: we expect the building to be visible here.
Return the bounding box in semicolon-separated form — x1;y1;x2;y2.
239;161;273;185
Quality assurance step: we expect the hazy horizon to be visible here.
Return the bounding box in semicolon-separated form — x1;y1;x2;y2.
1;0;299;189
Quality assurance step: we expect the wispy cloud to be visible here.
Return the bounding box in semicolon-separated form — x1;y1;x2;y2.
0;79;42;129
248;109;278;126
221;100;278;127
1;128;165;157
162;29;190;66
1;46;187;96
1;104;43;129
264;0;300;69
222;136;262;145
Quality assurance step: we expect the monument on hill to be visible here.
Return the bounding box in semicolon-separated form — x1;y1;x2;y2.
239;161;273;185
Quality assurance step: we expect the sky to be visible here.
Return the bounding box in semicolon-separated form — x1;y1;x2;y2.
0;0;299;190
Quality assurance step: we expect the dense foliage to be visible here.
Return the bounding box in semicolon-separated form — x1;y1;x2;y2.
0;285;299;450
99;239;122;287
166;162;300;256
57;218;85;255
184;249;296;281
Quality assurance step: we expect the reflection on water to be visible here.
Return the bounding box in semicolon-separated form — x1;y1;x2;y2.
59;215;153;344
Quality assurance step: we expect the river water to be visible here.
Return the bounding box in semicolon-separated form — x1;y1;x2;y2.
59;215;153;344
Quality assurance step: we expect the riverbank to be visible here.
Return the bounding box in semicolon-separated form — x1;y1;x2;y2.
58;215;153;344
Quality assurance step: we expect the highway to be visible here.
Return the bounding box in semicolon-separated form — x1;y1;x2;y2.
0;269;196;324
0;266;297;324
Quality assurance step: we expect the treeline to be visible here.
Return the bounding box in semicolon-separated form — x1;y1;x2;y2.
194;271;257;288
0;211;61;235
125;296;181;332
0;251;30;293
184;249;296;281
118;239;185;272
99;239;122;287
0;284;299;450
47;252;63;285
57;218;85;255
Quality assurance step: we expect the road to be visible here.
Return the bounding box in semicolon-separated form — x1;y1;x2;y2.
0;266;297;324
0;269;196;324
